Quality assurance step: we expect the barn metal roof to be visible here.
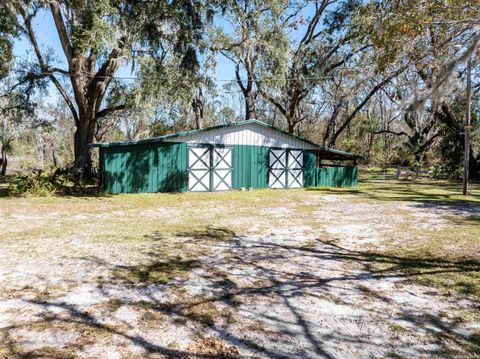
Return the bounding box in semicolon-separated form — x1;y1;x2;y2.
90;119;359;160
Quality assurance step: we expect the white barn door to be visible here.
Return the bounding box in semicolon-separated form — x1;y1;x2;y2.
212;147;232;191
287;150;303;188
269;149;287;189
188;147;211;191
269;149;303;189
188;146;232;192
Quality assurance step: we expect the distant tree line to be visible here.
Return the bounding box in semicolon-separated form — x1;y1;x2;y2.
0;0;479;180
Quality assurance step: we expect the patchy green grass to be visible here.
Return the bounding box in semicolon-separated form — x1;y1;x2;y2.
304;179;480;303
308;179;480;203
1;179;480;357
134;293;232;328
0;188;304;240
370;249;480;299
103;299;124;312
3;346;77;359
1;180;479;293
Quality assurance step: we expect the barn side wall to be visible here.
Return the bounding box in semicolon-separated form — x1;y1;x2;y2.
101;142;187;194
102;143;158;193
158;142;188;192
303;150;318;187
314;166;358;187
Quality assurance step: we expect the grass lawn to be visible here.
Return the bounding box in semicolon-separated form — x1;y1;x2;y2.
0;179;479;358
312;180;480;297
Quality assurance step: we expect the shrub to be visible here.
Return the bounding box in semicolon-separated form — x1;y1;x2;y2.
6;170;78;196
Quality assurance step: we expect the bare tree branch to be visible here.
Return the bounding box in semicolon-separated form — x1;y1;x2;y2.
96;104;127;119
19;5;79;126
329;66;408;146
373;130;409;137
49;1;74;68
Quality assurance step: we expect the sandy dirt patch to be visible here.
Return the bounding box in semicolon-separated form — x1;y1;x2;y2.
0;190;479;358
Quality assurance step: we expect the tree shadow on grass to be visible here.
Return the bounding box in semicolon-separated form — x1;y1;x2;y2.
112;258;200;287
307;185;480;203
307;180;480;221
1;300;222;359
2;227;480;358
410;200;480;226
169;231;480;357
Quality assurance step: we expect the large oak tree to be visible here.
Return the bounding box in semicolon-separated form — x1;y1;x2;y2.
6;0;214;179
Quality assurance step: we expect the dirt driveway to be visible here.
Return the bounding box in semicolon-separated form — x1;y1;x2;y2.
0;182;479;358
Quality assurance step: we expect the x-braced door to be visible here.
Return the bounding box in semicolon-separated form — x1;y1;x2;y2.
188;145;232;192
269;149;287;189
287;150;303;188
212;147;232;191
268;149;303;189
188;147;211;191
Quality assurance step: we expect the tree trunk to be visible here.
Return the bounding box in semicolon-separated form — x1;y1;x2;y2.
367;132;374;161
414;150;424;166
323;104;341;145
463;57;472;195
41;141;46;170
52;146;58;168
235;56;257;121
468;145;478;179
192;87;204;129
245;92;256;120
74;111;96;180
287;120;295;133
0;149;7;177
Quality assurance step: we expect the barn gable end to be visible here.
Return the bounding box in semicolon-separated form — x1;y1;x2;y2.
163;121;318;150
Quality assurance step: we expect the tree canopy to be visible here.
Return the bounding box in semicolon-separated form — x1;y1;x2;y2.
1;0;479;179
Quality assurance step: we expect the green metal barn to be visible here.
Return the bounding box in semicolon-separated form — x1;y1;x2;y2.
91;120;359;194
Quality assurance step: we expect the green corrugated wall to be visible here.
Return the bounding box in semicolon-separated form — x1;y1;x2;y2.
231;146;357;189
303;150;317;187
158;142;188;192
101;142;357;193
302;150;358;188
315;166;358;187
102;142;187;194
103;144;157;193
232;145;269;189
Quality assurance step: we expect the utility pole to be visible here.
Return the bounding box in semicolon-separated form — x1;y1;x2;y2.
463;58;472;196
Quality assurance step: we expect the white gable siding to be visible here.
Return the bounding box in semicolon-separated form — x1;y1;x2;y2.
163;122;318;149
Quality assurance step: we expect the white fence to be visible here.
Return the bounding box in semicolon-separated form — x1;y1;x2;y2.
360;166;448;180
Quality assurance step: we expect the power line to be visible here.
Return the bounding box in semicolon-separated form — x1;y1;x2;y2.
13;52;361;82
35;69;354;83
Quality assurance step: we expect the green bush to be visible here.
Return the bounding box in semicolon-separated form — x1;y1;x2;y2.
6;171;77;196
